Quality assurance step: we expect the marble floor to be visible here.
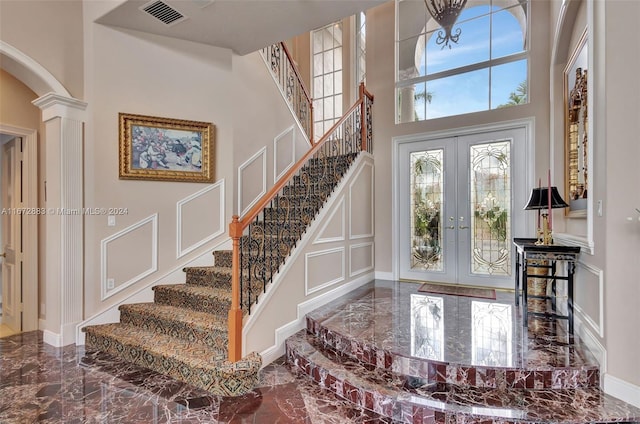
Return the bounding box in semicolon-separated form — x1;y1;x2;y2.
1;280;639;423
0;331;392;423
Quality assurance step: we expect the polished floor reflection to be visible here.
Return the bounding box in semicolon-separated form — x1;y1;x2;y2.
0;331;391;423
2;280;640;423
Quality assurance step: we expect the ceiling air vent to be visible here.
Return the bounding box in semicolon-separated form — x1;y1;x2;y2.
141;0;187;26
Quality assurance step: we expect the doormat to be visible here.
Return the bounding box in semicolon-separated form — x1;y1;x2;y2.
418;283;496;300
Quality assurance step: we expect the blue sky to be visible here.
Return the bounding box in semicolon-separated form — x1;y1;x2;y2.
411;5;527;120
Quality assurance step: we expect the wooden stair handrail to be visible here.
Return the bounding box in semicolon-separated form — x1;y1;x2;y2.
228;83;373;362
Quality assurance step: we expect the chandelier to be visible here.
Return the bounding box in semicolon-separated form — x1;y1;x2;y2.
424;0;468;48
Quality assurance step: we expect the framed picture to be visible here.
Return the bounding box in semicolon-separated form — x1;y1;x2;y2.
119;113;214;183
563;29;588;217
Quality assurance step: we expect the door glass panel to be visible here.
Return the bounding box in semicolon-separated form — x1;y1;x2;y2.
471;301;513;367
410;149;443;271
470;141;511;276
411;294;444;360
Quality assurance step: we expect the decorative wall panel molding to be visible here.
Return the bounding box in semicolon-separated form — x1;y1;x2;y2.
350;242;374;277
314;196;345;244
349;161;374;239
305;247;345;296
274;126;295;182
576;261;604;337
238;146;267;218
176;180;225;258
101;214;158;300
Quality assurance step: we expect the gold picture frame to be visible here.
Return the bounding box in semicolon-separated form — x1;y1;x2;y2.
563;29;588;217
119;113;214;183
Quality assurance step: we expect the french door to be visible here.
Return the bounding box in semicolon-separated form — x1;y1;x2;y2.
398;126;528;289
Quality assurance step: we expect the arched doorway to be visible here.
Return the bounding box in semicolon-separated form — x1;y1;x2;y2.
0;41;87;346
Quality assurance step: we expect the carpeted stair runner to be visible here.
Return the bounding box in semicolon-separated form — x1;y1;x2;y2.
83;260;262;396
83;152;361;397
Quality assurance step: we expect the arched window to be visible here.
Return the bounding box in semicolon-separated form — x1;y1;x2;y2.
396;0;529;122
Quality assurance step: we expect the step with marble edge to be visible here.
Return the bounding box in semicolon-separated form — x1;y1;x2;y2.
83;323;261;396
305;314;600;391
285;329;640;424
153;284;231;317
119;303;228;351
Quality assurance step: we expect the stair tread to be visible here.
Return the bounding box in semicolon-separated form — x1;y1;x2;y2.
287;330;640;423
154;283;232;299
86;323;227;364
119;303;228;331
184;265;231;274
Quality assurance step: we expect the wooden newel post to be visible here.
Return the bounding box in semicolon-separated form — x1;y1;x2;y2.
359;82;367;152
228;215;243;362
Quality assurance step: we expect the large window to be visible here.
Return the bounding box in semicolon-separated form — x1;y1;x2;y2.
312;22;343;139
355;12;366;87
396;0;529;122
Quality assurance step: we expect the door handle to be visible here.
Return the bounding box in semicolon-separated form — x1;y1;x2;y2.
459;225;469;229
446;216;455;229
0;252;5;258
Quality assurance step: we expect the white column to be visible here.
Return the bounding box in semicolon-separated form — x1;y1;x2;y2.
33;93;87;346
398;67;420;123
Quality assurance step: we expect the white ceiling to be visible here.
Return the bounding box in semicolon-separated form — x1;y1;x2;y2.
96;0;388;55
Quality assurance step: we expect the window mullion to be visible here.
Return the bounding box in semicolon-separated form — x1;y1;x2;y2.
398;51;528;89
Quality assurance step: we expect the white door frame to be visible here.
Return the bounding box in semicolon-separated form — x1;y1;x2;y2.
0;124;38;332
392;118;536;282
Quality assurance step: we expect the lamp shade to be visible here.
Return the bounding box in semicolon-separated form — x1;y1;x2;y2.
524;187;569;210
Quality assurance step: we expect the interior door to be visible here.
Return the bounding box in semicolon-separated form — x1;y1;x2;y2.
2;137;22;333
399;127;527;289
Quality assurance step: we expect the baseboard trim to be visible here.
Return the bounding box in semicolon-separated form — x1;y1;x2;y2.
259;272;374;365
604;374;640;408
374;271;394;281
42;329;62;347
574;308;607;381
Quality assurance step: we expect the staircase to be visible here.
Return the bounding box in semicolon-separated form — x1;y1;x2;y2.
83;40;374;396
82;261;261;396
82;153;362;396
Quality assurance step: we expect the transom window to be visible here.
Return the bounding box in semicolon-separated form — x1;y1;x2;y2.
396;0;529;122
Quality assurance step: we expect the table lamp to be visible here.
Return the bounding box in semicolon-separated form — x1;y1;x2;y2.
524;187;569;245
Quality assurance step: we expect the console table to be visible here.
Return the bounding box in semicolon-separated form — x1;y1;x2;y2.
513;238;581;335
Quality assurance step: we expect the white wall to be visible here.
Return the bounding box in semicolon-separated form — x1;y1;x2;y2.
549;0;640;404
232;51;309;217
0;0;84;98
81;1;237;317
602;0;640;395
